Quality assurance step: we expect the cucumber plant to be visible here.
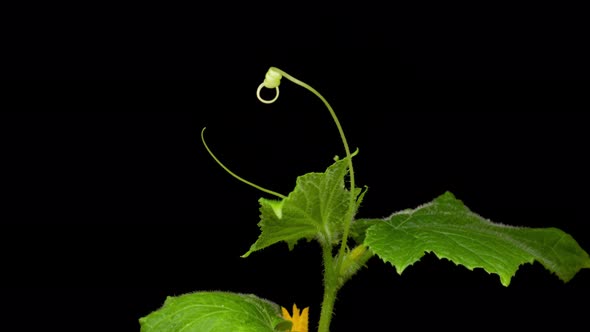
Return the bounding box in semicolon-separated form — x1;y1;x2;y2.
140;67;590;332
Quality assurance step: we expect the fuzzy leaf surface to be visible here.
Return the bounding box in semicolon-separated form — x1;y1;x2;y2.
139;291;292;332
362;192;590;286
243;157;354;257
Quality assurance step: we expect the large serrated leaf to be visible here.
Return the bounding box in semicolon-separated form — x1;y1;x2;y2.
139;291;292;332
362;192;590;286
243;156;354;257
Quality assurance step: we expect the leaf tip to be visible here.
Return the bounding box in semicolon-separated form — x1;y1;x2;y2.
499;275;512;287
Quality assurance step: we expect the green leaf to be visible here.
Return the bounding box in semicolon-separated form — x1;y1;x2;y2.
139;291;292;332
243;156;355;257
362;191;590;286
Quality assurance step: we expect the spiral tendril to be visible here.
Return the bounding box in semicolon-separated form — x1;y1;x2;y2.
256;67;283;104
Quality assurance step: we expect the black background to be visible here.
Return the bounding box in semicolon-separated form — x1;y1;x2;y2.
2;3;589;332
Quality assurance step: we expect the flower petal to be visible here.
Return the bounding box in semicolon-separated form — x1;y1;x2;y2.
281;306;292;320
281;304;309;332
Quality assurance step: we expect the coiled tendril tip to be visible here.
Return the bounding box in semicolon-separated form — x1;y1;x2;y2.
256;67;282;104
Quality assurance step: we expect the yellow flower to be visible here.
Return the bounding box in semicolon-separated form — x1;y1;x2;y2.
281;304;309;332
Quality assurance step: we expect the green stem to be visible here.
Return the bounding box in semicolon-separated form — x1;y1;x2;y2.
318;243;338;332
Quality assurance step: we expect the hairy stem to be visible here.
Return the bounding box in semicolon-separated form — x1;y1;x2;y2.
318;243;338;332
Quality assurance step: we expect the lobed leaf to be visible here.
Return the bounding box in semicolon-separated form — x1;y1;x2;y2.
362;192;590;286
243;156;355;257
139;291;292;332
